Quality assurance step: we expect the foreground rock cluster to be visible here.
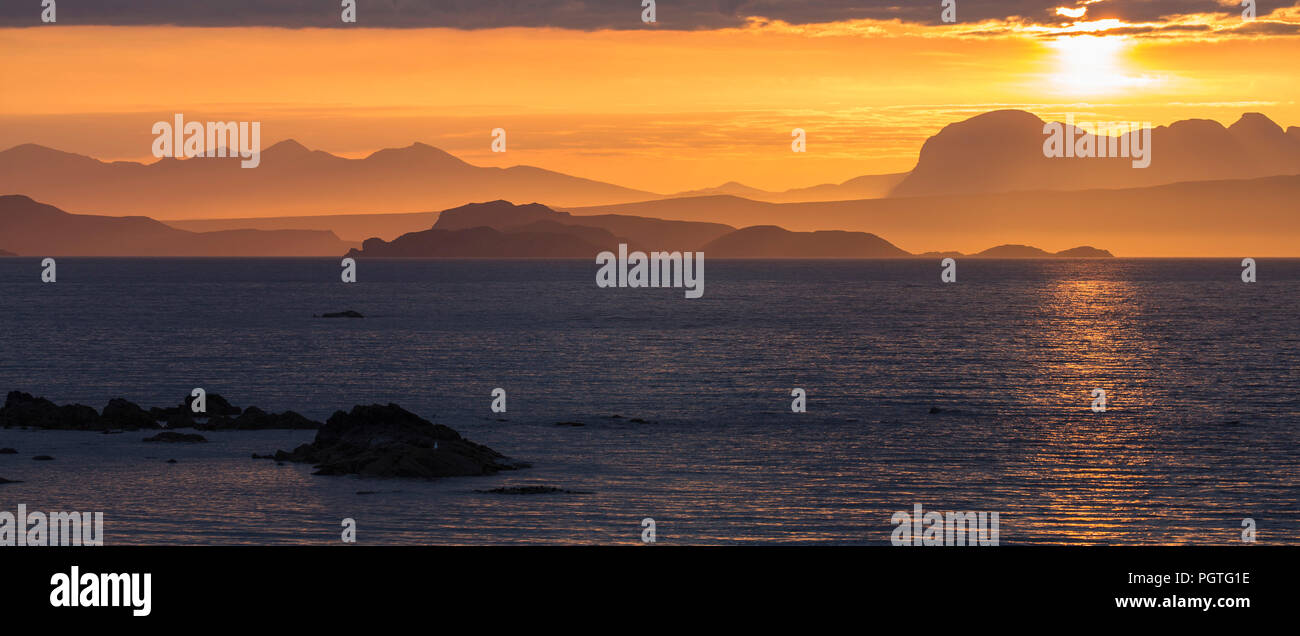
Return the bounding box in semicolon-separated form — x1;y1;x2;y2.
0;392;526;480
0;391;321;431
271;403;528;479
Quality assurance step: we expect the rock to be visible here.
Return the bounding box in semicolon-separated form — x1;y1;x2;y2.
476;486;590;495
319;310;364;318
272;403;528;479
0;391;102;430
32;455;54;461
197;406;320;431
0;447;16;454
0;477;23;484
102;398;161;430
143;432;207;443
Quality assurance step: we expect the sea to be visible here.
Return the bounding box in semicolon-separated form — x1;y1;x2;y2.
0;258;1296;544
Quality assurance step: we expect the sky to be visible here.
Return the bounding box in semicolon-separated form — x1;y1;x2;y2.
2;0;1299;192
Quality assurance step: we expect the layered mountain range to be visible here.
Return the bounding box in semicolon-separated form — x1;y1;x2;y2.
2;109;1298;256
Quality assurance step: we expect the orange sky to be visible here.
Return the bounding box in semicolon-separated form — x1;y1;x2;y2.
3;12;1300;193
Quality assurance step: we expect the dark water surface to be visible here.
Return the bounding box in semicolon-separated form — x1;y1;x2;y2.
0;258;1296;544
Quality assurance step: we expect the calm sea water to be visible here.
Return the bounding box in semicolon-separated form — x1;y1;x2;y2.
0;258;1296;544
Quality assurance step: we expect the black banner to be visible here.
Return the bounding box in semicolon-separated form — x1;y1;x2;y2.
1;546;1288;624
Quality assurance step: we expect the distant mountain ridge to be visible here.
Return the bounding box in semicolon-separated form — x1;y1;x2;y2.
348;201;1111;259
0;140;659;221
568;174;1300;257
674;173;908;203
701;225;910;258
6;110;1299;224
0;195;354;256
432;200;735;251
919;245;1114;258
891;110;1300;197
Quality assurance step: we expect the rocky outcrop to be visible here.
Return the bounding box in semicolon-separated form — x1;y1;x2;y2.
0;392;101;430
273;403;527;479
101;398;161;430
1;391;320;431
143;432;207;443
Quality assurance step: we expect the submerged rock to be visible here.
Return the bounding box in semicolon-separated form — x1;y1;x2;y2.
0;477;23;484
273;403;528;479
143;431;208;443
0;447;17;454
319;310;364;318
32;455;54;461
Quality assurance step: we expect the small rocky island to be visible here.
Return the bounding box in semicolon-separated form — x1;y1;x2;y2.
272;403;528;479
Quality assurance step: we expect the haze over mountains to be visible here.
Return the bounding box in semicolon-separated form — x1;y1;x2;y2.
5;109;1300;225
0;140;656;220
3;109;1300;255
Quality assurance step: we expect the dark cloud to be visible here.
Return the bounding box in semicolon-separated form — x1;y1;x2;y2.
0;0;1295;29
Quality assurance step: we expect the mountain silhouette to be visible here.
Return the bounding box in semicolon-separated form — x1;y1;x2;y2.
671;173;907;203
0;140;658;220
891;110;1300;197
972;244;1112;258
346;225;615;258
432;200;734;251
6;110;1300;223
700;225;910;258
0;195;354;256
571;174;1300;256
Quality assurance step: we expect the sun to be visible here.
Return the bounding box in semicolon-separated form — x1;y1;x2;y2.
1048;34;1156;95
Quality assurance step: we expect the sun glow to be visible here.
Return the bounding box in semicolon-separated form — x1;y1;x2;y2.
1049;34;1156;95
